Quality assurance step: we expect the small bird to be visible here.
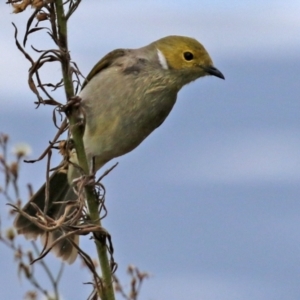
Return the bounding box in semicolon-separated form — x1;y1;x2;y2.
14;35;224;263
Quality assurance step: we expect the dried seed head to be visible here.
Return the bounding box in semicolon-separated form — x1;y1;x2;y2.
31;0;45;9
24;290;37;300
6;228;15;241
10;161;18;178
36;12;48;21
12;143;32;158
0;133;9;144
11;0;31;13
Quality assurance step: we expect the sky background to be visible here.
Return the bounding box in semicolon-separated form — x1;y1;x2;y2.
1;0;300;299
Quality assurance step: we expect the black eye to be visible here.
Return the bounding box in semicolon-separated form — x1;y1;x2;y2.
183;51;194;61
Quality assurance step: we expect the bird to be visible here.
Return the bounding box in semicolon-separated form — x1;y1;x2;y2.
14;35;225;263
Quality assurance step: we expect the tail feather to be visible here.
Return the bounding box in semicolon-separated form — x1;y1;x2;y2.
41;231;79;264
14;171;79;264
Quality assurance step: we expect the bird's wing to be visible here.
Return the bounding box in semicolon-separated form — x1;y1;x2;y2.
81;49;126;90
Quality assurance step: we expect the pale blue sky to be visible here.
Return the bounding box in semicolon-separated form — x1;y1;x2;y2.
1;1;300;299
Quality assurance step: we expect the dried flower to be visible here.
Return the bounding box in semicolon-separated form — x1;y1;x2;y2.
24;291;37;300
11;0;31;13
6;228;15;241
10;161;18;178
12;143;32;158
36;12;48;21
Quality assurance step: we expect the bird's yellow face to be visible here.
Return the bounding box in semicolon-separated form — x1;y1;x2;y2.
153;35;224;79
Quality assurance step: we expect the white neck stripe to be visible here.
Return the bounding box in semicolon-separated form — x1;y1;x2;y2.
156;48;169;70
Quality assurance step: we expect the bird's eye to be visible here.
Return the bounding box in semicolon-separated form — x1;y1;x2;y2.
183;51;194;61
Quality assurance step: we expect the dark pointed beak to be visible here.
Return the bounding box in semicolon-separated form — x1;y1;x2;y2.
204;66;225;80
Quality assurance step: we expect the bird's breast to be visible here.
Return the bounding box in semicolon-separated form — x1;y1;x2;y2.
79;66;178;169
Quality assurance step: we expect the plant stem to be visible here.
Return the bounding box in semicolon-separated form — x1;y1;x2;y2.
54;1;115;299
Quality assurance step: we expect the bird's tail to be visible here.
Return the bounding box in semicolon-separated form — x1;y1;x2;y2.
14;171;79;264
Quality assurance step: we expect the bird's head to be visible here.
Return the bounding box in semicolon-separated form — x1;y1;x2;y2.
151;35;224;82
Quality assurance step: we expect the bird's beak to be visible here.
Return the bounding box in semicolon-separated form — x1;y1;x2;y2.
203;66;225;80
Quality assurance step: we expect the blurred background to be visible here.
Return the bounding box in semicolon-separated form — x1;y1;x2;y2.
1;0;299;299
